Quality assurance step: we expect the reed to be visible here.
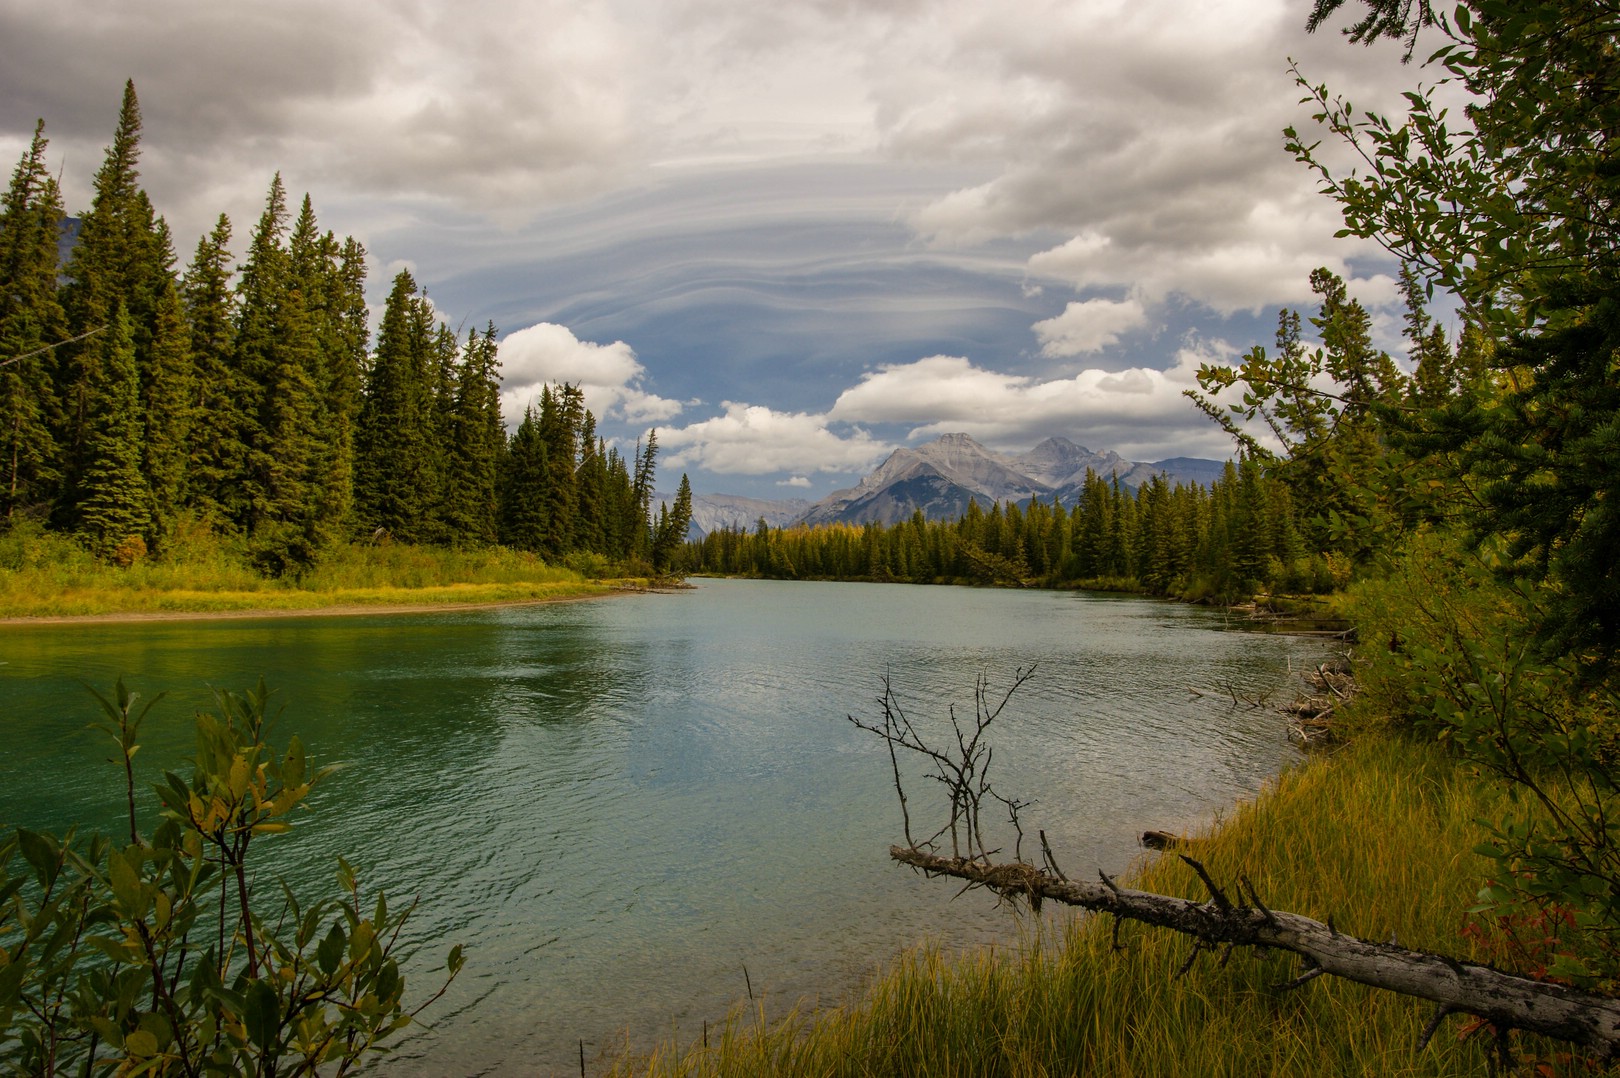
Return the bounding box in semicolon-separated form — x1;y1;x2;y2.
617;736;1575;1077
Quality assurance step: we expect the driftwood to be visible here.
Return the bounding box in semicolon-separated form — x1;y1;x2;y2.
856;670;1620;1060
891;845;1620;1057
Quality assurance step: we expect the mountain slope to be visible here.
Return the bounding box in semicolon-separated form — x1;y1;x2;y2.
798;434;1223;527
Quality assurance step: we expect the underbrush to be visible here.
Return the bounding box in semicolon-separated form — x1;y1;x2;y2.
0;517;629;617
615;736;1581;1077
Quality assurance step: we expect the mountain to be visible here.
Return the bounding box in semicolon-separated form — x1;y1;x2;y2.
656;491;811;540
796;434;1223;527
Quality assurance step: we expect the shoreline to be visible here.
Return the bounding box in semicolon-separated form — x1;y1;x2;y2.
0;585;652;628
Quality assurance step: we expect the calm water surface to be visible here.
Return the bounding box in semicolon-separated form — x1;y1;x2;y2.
0;579;1326;1074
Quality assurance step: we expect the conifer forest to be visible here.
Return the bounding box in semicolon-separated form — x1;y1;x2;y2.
0;81;693;577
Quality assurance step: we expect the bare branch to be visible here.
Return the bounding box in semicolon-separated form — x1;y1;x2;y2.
890;845;1620;1057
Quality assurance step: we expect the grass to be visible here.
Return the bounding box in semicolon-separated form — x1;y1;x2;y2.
612;735;1585;1077
0;520;642;618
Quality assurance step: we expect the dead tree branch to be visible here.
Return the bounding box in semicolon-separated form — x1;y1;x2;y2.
854;669;1620;1058
889;845;1620;1057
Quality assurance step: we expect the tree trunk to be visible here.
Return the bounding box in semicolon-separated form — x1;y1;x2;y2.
890;845;1620;1056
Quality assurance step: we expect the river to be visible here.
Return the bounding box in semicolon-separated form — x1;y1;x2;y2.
0;578;1326;1074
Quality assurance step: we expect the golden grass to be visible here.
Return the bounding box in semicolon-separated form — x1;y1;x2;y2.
0;524;638;618
616;737;1580;1077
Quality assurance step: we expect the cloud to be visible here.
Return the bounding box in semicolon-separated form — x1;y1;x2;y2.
882;0;1419;317
660;403;889;475
829;355;1027;424
1032;297;1148;356
829;351;1247;460
497;322;682;426
777;475;812;488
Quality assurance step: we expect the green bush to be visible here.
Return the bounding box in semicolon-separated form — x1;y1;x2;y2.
0;681;462;1074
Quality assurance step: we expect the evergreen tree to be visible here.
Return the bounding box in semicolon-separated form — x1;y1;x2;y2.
142;281;193;543
77;304;151;558
652;473;693;571
443;325;503;545
356;270;440;542
56;81;174;525
182;214;245;527
499;402;547;551
0;121;66;520
537;384;582;555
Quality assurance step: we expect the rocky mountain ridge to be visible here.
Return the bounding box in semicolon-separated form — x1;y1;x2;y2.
669;434;1226;537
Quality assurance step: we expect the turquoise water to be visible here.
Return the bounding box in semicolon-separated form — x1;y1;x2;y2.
0;579;1324;1074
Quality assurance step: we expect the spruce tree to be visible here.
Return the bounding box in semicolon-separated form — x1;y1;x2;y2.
0;121;67;520
652;473;693;571
183;214;245;526
77;304;152;559
537;384;581;556
499;402;547;551
57;81;174;526
443;325;504;545
355;270;440;542
142;281;193;543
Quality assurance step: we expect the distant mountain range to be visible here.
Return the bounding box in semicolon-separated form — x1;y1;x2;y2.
665;434;1226;538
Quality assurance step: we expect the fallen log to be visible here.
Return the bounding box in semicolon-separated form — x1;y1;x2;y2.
890;845;1620;1057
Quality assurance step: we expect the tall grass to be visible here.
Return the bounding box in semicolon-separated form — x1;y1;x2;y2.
0;518;627;617
616;737;1581;1077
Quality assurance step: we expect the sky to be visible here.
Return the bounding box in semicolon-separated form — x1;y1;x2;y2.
0;0;1438;500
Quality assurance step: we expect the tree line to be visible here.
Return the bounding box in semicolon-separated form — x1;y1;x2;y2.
682;264;1479;600
0;81;691;574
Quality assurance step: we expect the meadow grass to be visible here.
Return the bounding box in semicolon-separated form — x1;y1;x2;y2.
0;521;634;618
615;736;1579;1077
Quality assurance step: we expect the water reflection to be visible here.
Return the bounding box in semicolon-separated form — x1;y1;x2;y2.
0;580;1328;1074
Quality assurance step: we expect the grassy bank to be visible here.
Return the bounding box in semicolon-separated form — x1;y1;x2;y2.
615;735;1567;1077
0;522;641;618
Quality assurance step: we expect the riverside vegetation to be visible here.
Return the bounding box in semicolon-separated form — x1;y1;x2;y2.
7;0;1620;1074
636;0;1620;1074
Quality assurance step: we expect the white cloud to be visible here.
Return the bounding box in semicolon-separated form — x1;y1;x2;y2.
1032;297;1148;356
830;355;1027;424
777;475;812;488
830;350;1248;460
661;403;889;475
498;322;682;426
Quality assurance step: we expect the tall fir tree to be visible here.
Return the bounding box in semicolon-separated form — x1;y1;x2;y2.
77;304;151;558
499;402;547;551
0;120;67;520
56;80;174;527
443;325;504;545
183;214;246;526
141;280;193;543
355;269;440;542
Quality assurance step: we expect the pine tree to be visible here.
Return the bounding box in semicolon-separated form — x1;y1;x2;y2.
355;270;440;542
0;121;67;520
77;304;151;559
142;281;193;543
652;473;693;571
443;325;503;545
57;81;174;525
499;402;547;551
537;384;581;555
183;214;245;527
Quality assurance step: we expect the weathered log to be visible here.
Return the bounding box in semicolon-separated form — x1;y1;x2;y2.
890;845;1620;1056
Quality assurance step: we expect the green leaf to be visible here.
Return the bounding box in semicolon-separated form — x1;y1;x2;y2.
244;979;280;1049
317;921;346;977
15;828;60;886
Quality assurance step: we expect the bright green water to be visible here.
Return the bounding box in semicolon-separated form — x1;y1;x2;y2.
0;578;1326;1074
